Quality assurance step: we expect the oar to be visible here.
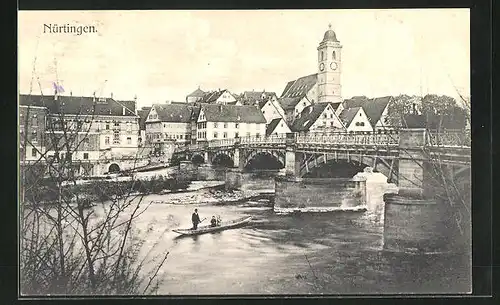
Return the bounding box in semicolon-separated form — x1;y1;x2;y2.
199;218;207;223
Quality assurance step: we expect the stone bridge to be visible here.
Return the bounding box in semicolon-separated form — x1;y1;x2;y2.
174;128;471;197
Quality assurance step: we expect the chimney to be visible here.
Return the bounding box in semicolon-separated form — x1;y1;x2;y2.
134;95;137;101
70;91;72;97
110;92;113;99
122;106;126;116
219;104;223;112
54;89;58;100
309;107;313;114
93;91;96;102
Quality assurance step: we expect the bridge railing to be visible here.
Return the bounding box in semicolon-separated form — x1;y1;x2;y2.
427;129;471;148
208;138;237;148
297;131;400;146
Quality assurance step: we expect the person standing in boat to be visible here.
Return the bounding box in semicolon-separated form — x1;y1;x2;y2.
210;216;217;227
192;209;201;230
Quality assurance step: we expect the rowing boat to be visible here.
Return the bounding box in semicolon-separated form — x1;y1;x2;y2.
172;216;252;236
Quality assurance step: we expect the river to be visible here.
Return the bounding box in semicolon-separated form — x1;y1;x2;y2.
103;167;471;295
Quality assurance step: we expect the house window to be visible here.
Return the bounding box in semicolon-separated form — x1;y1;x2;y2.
214;122;218;128
127;122;132;132
323;114;327;118
262;110;265;114
256;133;260;138
330;114;333;118
331;122;334;126
235;123;239;128
246;132;251;137
235;132;239;138
105;136;110;145
214;132;218;138
223;132;227;138
114;122;120;128
320;51;324;61
31;148;37;157
31;130;38;142
303;102;306;106
106;123;110;130
113;130;120;144
332;51;336;60
223;123;228;128
359;113;362;117
127;137;132;144
83;153;89;160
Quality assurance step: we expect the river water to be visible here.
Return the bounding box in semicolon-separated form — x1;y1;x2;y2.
102;167;470;295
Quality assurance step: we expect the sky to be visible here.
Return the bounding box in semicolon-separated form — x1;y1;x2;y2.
18;9;470;109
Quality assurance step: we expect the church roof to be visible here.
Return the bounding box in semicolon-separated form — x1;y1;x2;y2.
280;73;317;100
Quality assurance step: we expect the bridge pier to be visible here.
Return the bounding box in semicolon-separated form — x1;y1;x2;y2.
285;133;301;177
397;128;433;198
232;146;245;170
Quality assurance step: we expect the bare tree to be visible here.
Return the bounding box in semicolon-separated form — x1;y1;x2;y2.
19;93;171;295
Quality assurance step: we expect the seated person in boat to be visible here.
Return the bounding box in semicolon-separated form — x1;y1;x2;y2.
192;209;201;230
216;215;222;226
210;216;217;227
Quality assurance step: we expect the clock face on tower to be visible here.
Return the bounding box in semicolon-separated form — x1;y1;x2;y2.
319;63;325;71
330;62;338;71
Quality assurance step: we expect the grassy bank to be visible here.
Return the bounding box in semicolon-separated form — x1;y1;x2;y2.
24;175;192;205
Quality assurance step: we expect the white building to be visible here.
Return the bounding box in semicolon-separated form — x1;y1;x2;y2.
338;107;373;132
266;117;291;137
196;104;266;141
343;96;393;131
19;94;140;160
291;103;344;133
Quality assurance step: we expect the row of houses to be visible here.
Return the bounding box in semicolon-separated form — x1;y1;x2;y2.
137;87;393;156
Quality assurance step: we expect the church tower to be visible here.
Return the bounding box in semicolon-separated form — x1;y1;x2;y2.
317;24;342;104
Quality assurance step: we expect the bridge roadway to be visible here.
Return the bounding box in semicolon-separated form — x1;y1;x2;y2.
175;129;471;163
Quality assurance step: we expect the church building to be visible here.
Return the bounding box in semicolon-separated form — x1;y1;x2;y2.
279;24;344;124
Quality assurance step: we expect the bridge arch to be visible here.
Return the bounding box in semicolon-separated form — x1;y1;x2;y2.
244;150;285;170
191;153;205;165
108;163;121;173
211;151;234;167
300;152;398;183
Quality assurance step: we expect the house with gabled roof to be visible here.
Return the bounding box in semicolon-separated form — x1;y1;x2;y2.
196;104;266;142
198;89;240;105
338;107;373;132
239;90;278;106
145;103;194;144
343;96;393;130
291;103;344;133
266;117;291;137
